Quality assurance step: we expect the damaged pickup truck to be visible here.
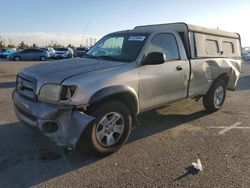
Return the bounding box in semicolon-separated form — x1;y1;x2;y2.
13;23;242;154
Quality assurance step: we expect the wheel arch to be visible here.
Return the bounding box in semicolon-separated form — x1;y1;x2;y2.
88;85;139;115
213;72;230;86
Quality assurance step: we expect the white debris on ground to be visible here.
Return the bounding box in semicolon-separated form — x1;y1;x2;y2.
192;158;203;171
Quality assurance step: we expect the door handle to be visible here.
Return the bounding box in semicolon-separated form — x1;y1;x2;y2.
176;65;183;71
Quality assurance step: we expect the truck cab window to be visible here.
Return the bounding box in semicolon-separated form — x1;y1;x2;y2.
147;33;180;61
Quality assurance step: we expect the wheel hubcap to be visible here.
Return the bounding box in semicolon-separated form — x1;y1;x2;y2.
214;85;224;106
96;112;125;147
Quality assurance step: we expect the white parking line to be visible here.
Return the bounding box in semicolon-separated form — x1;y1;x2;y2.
0;121;6;126
208;122;250;134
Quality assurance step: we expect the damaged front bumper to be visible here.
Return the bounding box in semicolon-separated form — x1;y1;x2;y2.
12;90;94;150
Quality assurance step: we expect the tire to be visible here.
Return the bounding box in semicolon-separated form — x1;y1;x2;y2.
82;101;132;155
40;56;46;61
14;56;21;61
203;79;226;112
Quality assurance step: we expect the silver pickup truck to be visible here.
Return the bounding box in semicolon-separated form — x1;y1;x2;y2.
13;23;242;154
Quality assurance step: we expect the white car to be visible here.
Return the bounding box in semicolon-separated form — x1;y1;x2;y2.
41;48;56;58
54;47;73;59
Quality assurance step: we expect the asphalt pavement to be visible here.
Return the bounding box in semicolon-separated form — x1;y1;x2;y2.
0;60;250;187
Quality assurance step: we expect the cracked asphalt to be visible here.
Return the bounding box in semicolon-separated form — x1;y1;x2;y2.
0;59;250;187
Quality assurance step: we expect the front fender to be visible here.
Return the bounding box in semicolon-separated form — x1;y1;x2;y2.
89;85;139;114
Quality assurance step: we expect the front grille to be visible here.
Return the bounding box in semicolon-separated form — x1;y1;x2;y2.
16;74;37;100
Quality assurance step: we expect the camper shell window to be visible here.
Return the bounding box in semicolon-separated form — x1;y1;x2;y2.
205;39;219;55
222;41;234;55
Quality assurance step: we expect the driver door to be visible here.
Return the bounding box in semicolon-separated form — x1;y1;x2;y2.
138;33;190;112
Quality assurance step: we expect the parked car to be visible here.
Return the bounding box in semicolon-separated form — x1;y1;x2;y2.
40;47;56;58
0;49;7;53
0;49;7;57
242;51;250;61
13;22;242;154
0;49;17;59
74;47;88;57
9;48;50;61
54;47;73;59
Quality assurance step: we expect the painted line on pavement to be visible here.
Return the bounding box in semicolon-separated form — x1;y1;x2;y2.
208;121;250;134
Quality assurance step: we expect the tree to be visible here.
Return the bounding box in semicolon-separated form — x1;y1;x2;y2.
31;43;38;48
18;41;29;49
67;43;74;49
0;40;5;49
7;44;15;49
0;36;5;49
52;43;63;48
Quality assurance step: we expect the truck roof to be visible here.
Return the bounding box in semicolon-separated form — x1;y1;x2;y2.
134;22;240;39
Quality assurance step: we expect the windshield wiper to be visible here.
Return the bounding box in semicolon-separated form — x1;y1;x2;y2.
95;55;118;60
83;54;95;58
95;55;130;62
84;54;130;62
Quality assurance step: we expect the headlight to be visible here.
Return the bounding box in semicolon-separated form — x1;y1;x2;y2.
39;84;62;103
38;84;77;103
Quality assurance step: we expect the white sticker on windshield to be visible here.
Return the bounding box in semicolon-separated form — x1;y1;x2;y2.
128;36;146;41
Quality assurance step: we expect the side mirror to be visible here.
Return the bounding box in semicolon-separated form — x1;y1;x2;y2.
143;52;166;65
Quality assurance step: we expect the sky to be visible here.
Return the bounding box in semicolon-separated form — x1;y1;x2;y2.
0;0;249;46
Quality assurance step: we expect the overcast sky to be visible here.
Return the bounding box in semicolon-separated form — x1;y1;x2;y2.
0;0;249;46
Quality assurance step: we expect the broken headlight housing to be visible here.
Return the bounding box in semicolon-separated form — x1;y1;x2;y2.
38;84;76;103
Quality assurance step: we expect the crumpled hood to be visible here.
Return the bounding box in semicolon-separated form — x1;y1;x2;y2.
21;58;124;85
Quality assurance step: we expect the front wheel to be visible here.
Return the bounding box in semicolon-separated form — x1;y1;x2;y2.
203;79;226;112
82;101;132;155
40;56;46;61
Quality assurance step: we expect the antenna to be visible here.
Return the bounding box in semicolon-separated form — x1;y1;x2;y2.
82;22;90;46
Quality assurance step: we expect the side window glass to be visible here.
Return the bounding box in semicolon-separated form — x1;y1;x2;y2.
147;33;180;61
33;49;41;53
21;49;28;53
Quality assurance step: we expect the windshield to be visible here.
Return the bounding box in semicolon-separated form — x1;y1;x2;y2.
55;48;68;51
86;33;148;62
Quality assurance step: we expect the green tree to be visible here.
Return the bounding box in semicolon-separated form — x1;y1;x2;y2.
0;36;5;49
0;40;5;49
18;41;29;49
31;43;38;48
67;43;74;49
7;44;16;49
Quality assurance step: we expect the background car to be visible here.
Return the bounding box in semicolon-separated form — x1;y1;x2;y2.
40;47;56;58
0;49;17;59
74;47;88;57
54;47;73;59
242;51;250;61
0;49;7;57
9;48;50;61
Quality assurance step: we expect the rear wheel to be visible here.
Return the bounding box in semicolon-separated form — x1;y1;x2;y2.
82;101;132;155
14;56;21;61
203;79;226;112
